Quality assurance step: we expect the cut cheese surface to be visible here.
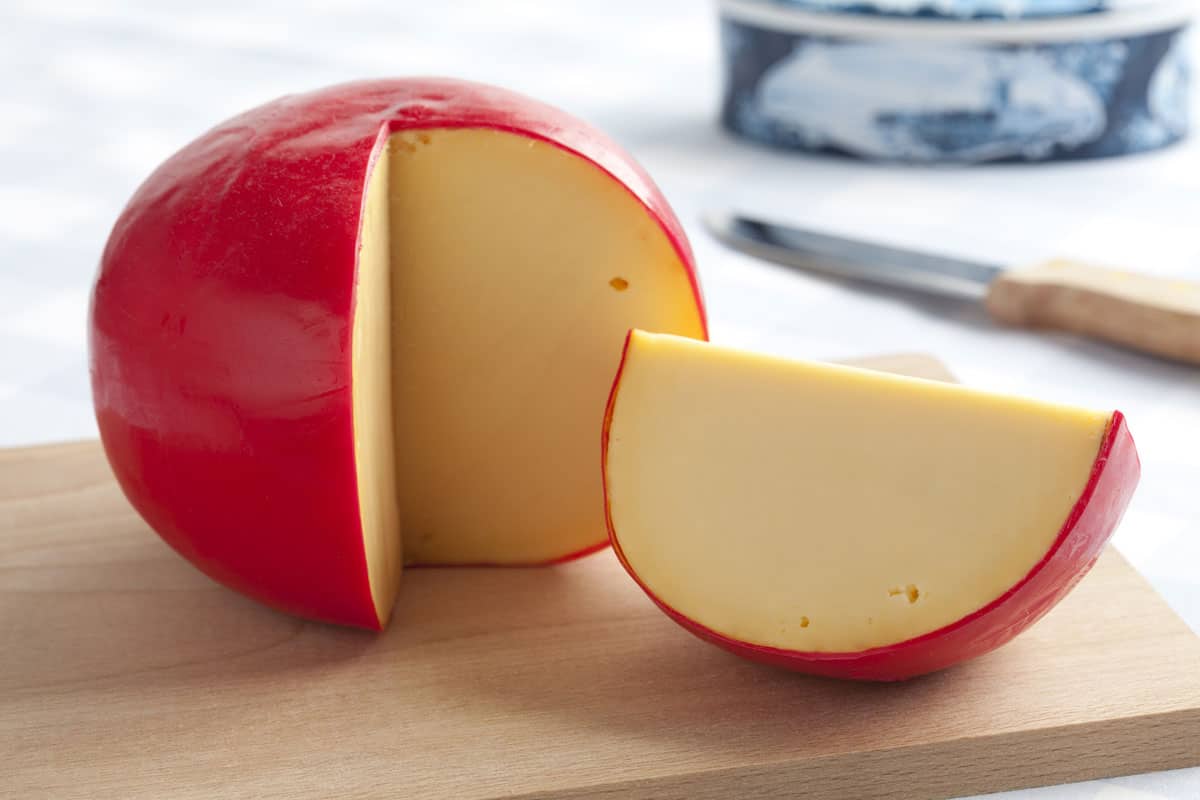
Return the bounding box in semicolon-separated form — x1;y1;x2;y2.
352;128;704;573
352;145;402;625
604;331;1110;654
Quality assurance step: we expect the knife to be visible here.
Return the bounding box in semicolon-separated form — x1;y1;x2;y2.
703;210;1200;366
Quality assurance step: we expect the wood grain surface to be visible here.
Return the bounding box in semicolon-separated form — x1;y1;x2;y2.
2;354;1199;800
984;259;1200;365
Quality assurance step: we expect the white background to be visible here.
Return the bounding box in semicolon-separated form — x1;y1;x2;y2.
1;2;1198;797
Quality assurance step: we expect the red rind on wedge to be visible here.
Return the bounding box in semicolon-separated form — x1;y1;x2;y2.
601;341;1139;680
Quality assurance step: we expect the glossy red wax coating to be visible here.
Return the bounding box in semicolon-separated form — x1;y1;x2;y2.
602;335;1140;680
90;78;706;630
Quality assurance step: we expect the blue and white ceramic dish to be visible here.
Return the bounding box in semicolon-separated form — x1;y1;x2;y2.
720;0;1193;162
761;0;1149;20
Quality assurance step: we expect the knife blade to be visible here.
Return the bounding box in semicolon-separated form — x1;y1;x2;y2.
702;210;1200;365
703;210;1002;301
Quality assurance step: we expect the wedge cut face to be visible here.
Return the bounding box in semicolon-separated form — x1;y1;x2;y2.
352;128;706;572
352;145;403;624
603;331;1139;680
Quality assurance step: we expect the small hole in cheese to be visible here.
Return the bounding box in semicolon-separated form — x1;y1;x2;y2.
888;585;920;604
610;277;629;291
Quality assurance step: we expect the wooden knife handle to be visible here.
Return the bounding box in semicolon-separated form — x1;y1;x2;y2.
984;259;1200;365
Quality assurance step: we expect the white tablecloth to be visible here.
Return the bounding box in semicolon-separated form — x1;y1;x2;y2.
2;2;1197;797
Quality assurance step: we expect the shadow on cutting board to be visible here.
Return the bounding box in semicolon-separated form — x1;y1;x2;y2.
1;439;1010;766
0;443;993;719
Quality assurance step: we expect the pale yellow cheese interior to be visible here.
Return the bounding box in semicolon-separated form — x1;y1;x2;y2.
351;146;403;625
605;331;1109;653
351;128;705;606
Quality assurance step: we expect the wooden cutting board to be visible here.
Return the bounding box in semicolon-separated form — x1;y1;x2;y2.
3;354;1199;800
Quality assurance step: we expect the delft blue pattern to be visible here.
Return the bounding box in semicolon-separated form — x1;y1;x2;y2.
720;17;1191;162
761;0;1115;20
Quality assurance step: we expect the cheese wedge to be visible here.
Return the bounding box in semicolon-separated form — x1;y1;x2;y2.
604;331;1136;677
